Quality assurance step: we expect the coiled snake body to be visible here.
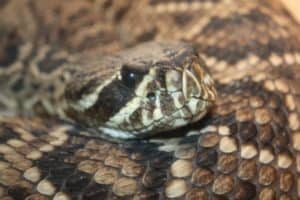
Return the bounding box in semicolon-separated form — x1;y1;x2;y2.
0;0;300;199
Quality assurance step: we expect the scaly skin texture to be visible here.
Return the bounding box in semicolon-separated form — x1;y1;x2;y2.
0;0;300;199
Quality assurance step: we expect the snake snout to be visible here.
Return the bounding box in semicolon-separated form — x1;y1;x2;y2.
182;59;216;102
179;57;217;123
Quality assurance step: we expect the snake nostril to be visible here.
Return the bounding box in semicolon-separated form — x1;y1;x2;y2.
146;92;156;101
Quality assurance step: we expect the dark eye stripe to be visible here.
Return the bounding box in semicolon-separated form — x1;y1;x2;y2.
83;75;144;124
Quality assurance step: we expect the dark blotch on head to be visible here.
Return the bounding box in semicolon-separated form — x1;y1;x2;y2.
83;64;148;124
88;79;135;121
65;74;100;103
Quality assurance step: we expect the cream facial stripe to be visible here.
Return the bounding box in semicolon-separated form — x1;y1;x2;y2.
102;70;156;138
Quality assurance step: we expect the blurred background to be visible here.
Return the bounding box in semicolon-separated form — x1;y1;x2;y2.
0;0;300;66
280;0;300;23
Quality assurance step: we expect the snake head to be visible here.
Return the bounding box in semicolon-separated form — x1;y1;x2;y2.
65;42;216;139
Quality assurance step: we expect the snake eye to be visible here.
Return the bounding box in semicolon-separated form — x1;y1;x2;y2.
120;65;145;88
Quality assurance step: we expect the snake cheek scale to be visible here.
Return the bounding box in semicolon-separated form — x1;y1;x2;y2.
0;0;300;200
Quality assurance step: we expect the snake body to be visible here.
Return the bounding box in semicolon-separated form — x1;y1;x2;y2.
0;0;300;199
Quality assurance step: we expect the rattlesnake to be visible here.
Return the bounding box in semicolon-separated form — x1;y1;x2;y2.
0;0;300;199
